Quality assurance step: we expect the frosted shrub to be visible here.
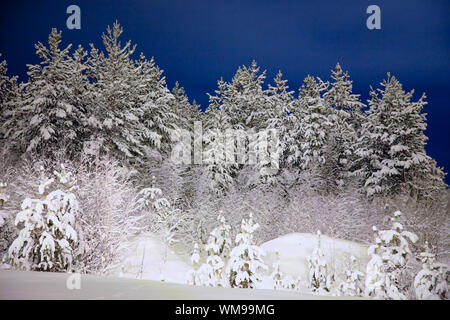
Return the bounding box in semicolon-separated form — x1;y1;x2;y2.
75;157;141;274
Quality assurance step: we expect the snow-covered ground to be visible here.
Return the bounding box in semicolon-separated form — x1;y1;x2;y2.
112;232;368;293
0;270;356;300
0;232;368;299
260;233;368;289
113;233;192;283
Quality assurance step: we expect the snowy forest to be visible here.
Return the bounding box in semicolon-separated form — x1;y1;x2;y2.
0;22;448;300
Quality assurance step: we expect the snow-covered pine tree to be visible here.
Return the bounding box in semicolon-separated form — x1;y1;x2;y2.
190;215;231;287
227;213;268;288
285;87;305;174
205;61;274;190
339;255;364;297
298;76;331;171
0;53;19;150
355;74;446;200
66;45;91;154
86;21;170;167
201;223;227;287
366;211;418;299
187;242;200;285
136;54;179;159
203;80;238;194
414;242;449;300
365;226;388;299
205;213;232;260
271;251;283;290
171;81;200;136
323;64;366;191
224;61;269;131
154;81;200;209
191;242;200;268
307;230;332;292
217;214;232;259
260;71;293;185
8;165;79;272
4;30;88;158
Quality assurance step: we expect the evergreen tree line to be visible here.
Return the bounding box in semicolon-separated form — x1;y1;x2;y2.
0;23;448;254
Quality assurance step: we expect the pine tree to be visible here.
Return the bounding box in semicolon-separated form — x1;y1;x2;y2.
4;30;87;158
355;74;446;199
365;227;388;299
298;76;331;171
307;230;332;292
86;21;176;167
365;211;418;299
203;80;238;194
339;255;364;297
224;61;269;131
189;215;231;287
202;225;227;287
8;165;79;272
205;61;275;191
260;71;293;185
323;64;366;190
414;242;449;300
136;54;179;158
227;213;268;288
271;251;284;290
187;242;200;285
0;53;19;150
210;214;232;259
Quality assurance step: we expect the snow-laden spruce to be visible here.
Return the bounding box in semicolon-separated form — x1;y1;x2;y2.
270;250;302;291
189;214;232;287
365;211;418;299
306;230;332;293
338;255;364;297
3;30;90;158
0;53;19;146
227;213;268;288
271;251;284;290
414;242;449;300
323;63;366;191
354;74;446;199
8;165;79;272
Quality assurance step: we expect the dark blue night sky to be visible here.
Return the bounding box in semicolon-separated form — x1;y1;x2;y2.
1;1;449;181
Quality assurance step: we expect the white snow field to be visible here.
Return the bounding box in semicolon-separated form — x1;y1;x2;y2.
111;232;368;294
0;270;354;300
260;233;369;289
112;233;192;283
0;232;367;299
